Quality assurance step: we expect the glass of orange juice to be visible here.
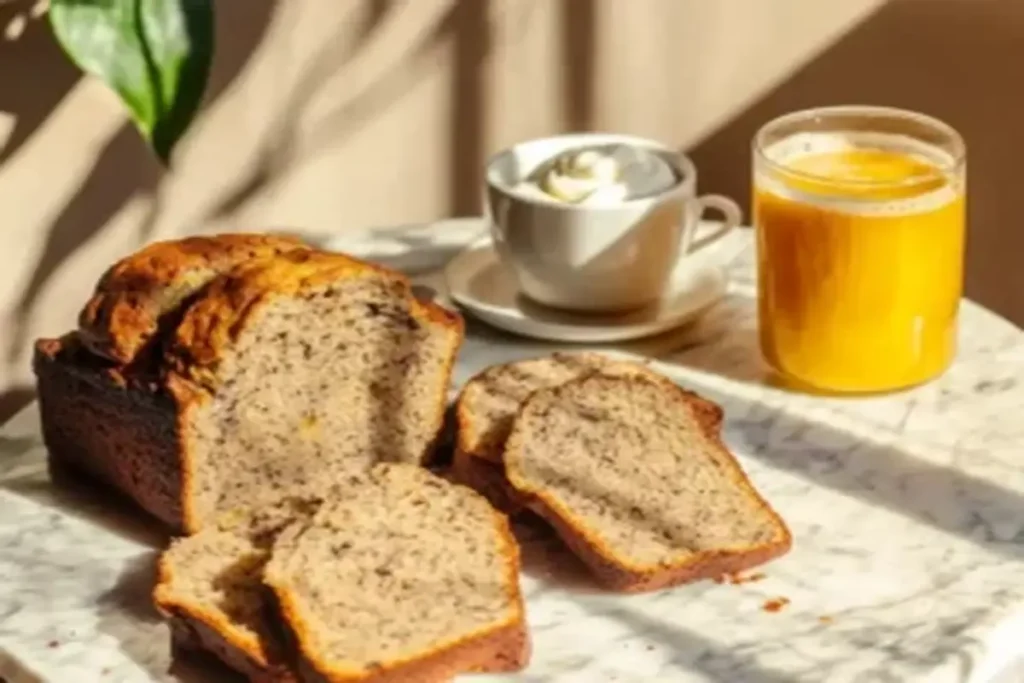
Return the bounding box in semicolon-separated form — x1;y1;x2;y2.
753;106;966;394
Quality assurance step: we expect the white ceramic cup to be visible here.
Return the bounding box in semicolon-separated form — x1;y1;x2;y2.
485;133;742;312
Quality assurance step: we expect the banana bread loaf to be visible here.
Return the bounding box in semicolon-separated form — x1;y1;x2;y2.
34;237;464;533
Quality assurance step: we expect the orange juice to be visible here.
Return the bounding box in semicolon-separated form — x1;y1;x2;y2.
754;129;966;393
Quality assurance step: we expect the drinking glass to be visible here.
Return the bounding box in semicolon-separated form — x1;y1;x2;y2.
753;106;966;393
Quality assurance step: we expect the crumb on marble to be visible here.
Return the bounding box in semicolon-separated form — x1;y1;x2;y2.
818;615;834;624
714;571;767;585
762;597;790;613
47;640;59;648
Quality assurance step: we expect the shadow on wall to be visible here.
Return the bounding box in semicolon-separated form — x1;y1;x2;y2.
0;1;78;167
205;0;402;221
207;0;554;223
0;0;278;421
687;0;1024;327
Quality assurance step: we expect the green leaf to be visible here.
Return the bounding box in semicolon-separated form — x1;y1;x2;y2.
49;0;214;164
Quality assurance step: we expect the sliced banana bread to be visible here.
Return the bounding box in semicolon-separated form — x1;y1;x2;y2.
263;464;529;683
452;353;721;513
79;233;306;365
455;352;721;465
34;241;464;532
154;493;325;682
455;352;632;465
504;373;791;592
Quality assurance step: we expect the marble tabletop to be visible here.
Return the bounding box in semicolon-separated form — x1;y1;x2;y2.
3;219;1024;683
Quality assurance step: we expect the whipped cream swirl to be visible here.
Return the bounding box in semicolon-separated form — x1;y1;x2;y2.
517;144;679;205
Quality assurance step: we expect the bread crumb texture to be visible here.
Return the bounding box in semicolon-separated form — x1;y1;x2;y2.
504;372;791;592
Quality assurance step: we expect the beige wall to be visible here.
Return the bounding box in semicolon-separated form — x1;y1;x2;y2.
5;0;1016;419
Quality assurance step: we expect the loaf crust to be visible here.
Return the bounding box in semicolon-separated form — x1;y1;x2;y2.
504;374;792;593
78;234;306;364
35;239;464;533
33;335;186;527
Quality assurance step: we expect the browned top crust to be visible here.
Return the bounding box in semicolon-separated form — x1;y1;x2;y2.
168;249;463;388
78;233;308;365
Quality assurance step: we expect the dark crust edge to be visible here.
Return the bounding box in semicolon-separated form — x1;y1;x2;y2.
166;607;298;683
504;373;794;593
449;446;525;516
154;536;299;683
32;335;193;532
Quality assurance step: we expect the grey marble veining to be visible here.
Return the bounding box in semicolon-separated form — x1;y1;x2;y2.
2;224;1024;683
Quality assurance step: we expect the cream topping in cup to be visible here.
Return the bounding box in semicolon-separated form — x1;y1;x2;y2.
514;144;679;205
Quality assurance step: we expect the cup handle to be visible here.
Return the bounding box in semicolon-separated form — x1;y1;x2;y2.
488;194;513;260
687;194;743;253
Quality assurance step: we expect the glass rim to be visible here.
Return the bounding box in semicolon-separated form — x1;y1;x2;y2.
753;105;966;190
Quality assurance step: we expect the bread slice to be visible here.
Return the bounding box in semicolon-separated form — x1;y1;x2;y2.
456;352;723;464
455;352;644;465
504;373;791;592
78;233;306;364
154;493;325;682
263;464;529;683
452;352;722;513
35;245;464;532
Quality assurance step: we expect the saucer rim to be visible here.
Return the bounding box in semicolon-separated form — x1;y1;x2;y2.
443;234;730;344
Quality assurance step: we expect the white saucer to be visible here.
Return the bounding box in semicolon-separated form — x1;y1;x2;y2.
444;224;741;344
